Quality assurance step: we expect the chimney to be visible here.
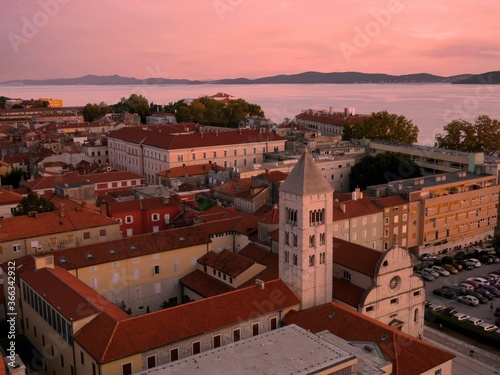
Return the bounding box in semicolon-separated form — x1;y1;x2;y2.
255;279;265;289
59;204;66;217
351;187;363;200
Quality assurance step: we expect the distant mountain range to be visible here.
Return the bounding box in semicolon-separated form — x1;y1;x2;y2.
1;71;498;86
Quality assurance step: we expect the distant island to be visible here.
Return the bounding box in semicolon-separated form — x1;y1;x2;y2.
1;71;499;86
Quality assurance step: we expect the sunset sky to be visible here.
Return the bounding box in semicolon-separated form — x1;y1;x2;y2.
1;0;499;82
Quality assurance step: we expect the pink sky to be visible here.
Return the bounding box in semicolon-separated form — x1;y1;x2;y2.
1;0;499;82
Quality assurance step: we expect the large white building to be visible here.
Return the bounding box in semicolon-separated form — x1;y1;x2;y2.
107;126;286;184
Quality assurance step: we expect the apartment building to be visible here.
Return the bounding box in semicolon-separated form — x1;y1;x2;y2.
107;126;286;184
0;205;122;264
373;195;411;250
367;171;499;255
295;108;369;137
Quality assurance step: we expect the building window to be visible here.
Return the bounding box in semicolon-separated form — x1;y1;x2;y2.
270;317;277;330
309;255;315;266
366;305;374;312
92;363;96;375
61;354;64;368
90;278;98;289
66;234;74;244
293;254;298;266
293;234;298;247
284;231;289;245
233;329;240;342
192;341;201;355
213;335;221;348
252;323;259;336
413;291;420;296
83;231;90;240
319;233;325;245
153;265;160;275
319;252;326;264
122;363;132;375
414;308;419;323
99;229;106;237
113;273;120;284
80;351;84;365
146;355;156;369
224;150;227;157
309;235;315;247
343;271;351;281
151;213;160;221
213;151;217;158
13;244;21;253
173;260;179;272
125;215;133;224
390;298;399;304
170;348;179;362
284;251;289;263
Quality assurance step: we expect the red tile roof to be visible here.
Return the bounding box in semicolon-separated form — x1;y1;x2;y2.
108;127;285;150
283;302;454;375
20;265;128;322
373;195;409;208
0;188;22;205
75;279;300;363
332;277;365;307
179;269;234;297
197;249;255;278
23;171;143;191
333;238;381;277
157;163;225;178
338;196;382;218
106;195;182;215
0;206;118;242
35;226;211;270
259;205;279;224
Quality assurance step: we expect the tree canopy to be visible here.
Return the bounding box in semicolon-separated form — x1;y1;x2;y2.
1;168;30;189
434;115;500;155
164;96;264;128
113;94;151;123
343;110;419;144
83;102;113;122
12;192;56;216
349;152;422;191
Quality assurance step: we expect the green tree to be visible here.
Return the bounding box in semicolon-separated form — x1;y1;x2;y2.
113;94;151;123
349;152;422;191
1;168;30;189
83;102;112;122
12;192;56;216
435;115;500;155
343;110;419;144
0;96;10;109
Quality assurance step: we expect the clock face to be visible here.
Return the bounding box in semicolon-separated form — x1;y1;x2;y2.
389;276;401;291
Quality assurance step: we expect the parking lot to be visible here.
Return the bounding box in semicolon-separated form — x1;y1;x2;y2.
423;262;500;326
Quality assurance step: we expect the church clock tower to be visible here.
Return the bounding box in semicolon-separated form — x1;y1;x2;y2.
279;151;334;309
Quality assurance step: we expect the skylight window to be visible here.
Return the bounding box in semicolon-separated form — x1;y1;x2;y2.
86;253;94;259
109;249;116;255
60;256;67;264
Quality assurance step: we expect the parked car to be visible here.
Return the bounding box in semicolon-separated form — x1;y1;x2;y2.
491;270;500;276
444;285;467;296
481;284;500;297
431;266;450;277
458;283;475;292
415;270;434;281
487;273;500;283
478;255;493;264
443;264;458;274
452;312;471;321
441;306;458;316
466;317;483;326
475;288;495;300
489;255;500;263
422;267;440;278
477;322;497;332
466;291;487;304
468;258;482;267
467;277;490;286
452;261;463;271
457;259;475;270
495;307;500;317
457;295;480;306
420;253;437;261
433;288;458;299
461;280;479;289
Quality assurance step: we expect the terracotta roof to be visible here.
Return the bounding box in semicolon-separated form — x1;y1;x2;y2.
106;195;182;215
157;163;225;178
20;265;128;322
197;205;259;237
332;277;365;307
338;196;382;218
373;195;409;208
179;269;234;297
279;151;334;196
108;127;285;150
259;205;279;224
23;171;143;191
284;302;454;375
238;244;279;288
36;226;211;270
0;188;23;205
0;206;118;242
333;238;381;277
75;279;300;363
197;249;255;278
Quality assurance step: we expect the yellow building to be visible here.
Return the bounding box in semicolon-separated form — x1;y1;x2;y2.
39;98;63;107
